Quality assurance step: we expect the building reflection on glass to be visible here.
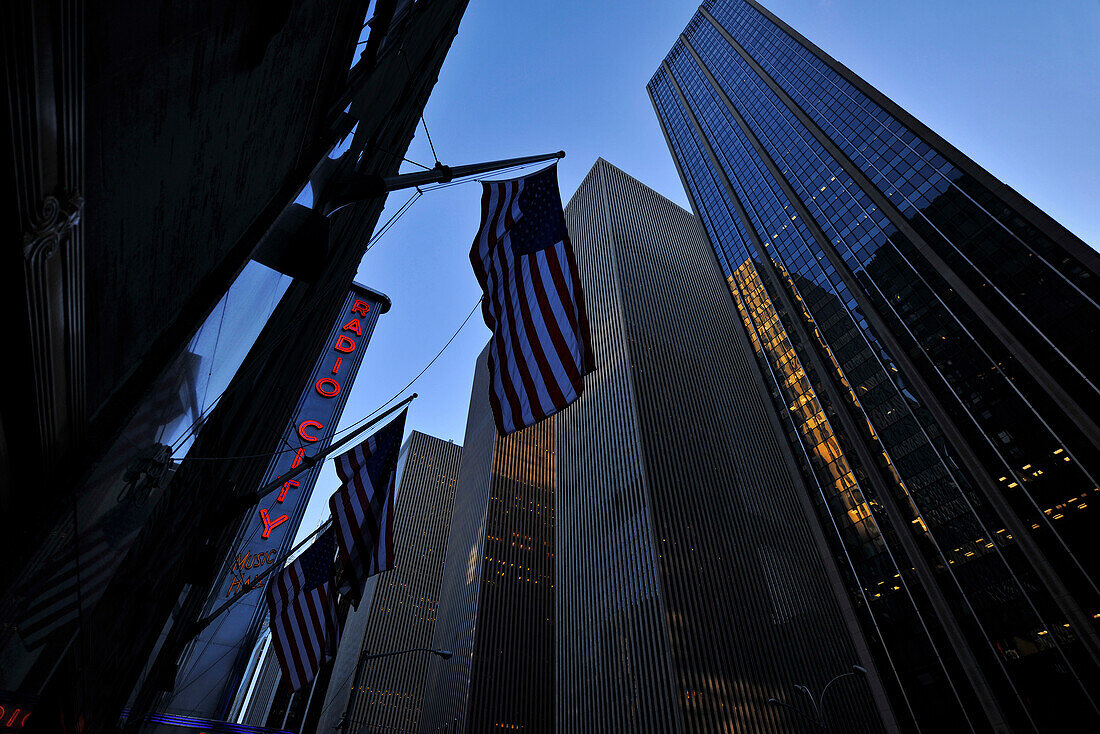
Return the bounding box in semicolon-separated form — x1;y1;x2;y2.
652;1;1100;727
730;264;878;550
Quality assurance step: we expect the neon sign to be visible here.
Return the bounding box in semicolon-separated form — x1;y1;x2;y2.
0;706;31;731
245;298;373;554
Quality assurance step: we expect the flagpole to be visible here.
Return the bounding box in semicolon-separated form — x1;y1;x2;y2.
235;392;418;511
377;150;565;191
320;150;565;214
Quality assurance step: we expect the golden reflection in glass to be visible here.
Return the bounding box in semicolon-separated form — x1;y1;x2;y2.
727;264;876;548
731;260;1034;574
755;259;934;543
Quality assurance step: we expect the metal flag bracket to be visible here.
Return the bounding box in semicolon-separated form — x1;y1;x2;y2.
315;150;565;216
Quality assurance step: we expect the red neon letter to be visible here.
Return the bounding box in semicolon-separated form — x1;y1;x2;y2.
316;377;340;397
277;479;300;503
332;357;343;375
260;508;289;539
342;318;363;336
352;299;371;317
334;334;356;353
298;420;323;442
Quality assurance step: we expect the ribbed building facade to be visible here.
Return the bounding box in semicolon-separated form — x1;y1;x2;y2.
231;628;281;727
554;158;886;732
307;431;461;734
419;348;556;733
649;1;1100;731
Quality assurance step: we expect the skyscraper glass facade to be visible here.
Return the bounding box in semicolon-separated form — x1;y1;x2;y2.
650;1;1100;730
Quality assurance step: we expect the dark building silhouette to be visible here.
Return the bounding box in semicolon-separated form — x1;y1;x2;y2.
554;159;886;733
420;347;556;733
1;1;471;731
650;1;1100;730
312;430;462;734
3;0;366;576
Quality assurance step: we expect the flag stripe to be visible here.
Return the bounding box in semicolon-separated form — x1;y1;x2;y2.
544;243;581;339
485;182;533;431
560;228;595;373
503;180;552;421
493;181;540;425
521;251;577;398
339;469;379;580
469;163;595;435
329;409;405;608
530;250;583;394
511;233;565;411
266;527;339;692
499;230;553;419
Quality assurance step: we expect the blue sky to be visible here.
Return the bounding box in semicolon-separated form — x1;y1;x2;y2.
295;0;1100;538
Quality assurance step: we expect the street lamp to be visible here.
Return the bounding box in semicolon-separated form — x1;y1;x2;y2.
767;664;867;731
336;648;453;731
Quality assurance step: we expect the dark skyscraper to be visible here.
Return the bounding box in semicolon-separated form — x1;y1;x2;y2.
420;347;556;733
555;158;886;733
650;1;1100;730
315;430;462;734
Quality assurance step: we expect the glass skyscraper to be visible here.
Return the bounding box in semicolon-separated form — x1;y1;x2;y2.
650;1;1100;730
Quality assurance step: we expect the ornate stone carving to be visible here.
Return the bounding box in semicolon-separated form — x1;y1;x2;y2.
22;192;85;468
23;193;83;260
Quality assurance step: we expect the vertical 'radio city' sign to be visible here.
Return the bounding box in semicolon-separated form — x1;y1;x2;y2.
225;281;389;598
225;284;387;595
161;283;390;720
245;295;376;556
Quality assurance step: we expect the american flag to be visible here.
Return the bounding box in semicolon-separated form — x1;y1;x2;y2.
470;162;594;435
328;408;406;608
265;526;340;692
7;355;196;650
15;503;141;650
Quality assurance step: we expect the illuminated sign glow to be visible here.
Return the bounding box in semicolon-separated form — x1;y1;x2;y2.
0;706;31;731
243;298;374;559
